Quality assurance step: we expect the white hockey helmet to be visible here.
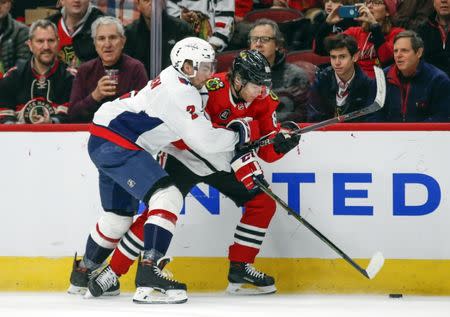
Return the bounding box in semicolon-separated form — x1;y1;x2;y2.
170;37;216;77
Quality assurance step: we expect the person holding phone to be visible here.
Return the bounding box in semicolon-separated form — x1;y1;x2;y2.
313;0;359;55
315;0;404;78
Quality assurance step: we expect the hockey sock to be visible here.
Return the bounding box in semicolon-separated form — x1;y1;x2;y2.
110;212;148;276
84;212;133;270
228;193;276;263
84;235;117;270
142;209;177;261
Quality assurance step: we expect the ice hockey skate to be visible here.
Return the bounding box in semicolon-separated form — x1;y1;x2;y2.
226;262;276;295
85;265;119;298
67;253;119;296
133;257;187;304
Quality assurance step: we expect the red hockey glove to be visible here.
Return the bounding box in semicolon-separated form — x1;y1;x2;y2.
273;121;301;154
231;150;269;191
226;117;261;147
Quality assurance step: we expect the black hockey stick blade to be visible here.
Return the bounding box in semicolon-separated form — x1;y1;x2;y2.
254;177;385;279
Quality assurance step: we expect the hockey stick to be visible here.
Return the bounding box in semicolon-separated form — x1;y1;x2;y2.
254;177;385;279
254;66;386;148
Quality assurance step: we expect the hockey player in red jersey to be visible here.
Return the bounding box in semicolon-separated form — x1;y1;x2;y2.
86;50;301;300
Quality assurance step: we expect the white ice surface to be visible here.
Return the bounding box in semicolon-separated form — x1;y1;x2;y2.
1;293;450;317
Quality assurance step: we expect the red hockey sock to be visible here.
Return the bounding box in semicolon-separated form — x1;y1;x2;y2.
110;210;148;276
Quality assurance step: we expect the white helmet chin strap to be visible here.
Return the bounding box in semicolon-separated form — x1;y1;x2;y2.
186;69;197;78
178;60;198;79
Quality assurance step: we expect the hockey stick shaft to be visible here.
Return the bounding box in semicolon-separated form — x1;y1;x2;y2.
254;177;372;279
293;67;387;136
252;67;387;149
294;102;382;135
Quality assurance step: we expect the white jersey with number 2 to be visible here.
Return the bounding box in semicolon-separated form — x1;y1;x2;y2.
92;66;238;157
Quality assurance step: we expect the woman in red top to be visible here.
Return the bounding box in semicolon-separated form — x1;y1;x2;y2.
319;0;404;78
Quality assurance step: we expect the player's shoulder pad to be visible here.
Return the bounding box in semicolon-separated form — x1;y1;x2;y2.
205;77;225;91
268;90;279;101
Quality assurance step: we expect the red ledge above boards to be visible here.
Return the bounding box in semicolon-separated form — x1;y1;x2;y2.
0;123;449;132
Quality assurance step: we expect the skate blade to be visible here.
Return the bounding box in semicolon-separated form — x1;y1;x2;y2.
103;289;120;296
67;284;87;295
226;283;277;295
83;289;94;299
81;289;119;299
133;287;188;304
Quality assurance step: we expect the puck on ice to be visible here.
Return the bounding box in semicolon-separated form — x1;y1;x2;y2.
389;293;403;298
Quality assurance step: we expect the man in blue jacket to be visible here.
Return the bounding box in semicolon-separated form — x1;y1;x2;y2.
377;30;450;122
308;33;375;122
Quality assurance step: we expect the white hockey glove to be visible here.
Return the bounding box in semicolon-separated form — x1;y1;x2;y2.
273;121;301;154
231;150;268;191
226;117;261;149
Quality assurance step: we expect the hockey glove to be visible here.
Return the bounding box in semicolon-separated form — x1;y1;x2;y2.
231;150;269;191
227;118;261;150
273;121;301;154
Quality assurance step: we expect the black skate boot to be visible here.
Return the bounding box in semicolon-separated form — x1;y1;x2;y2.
85;265;119;298
67;253;90;295
67;253;120;297
133;257;187;304
226;261;276;295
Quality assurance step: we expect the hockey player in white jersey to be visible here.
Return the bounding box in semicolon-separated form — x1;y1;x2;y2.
67;37;261;304
83;50;302;301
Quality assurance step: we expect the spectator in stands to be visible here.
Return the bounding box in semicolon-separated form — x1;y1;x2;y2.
317;0;404;78
235;0;322;22
125;0;193;76
69;16;148;123
309;33;375;122
313;0;359;55
10;0;58;21
248;18;311;122
0;0;30;74
47;0;104;70
394;0;433;31
91;0;139;26
167;0;234;52
377;31;450;122
418;0;450;77
0;20;73;124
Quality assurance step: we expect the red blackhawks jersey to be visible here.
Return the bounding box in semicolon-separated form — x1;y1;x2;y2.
204;72;283;163
162;72;283;176
56;19;81;67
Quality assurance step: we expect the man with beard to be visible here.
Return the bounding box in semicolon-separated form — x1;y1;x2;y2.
0;19;73;124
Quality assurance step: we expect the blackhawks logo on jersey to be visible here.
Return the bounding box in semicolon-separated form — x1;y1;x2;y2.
205;77;224;91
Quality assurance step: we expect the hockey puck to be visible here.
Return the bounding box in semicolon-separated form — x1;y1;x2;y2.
388;293;403;298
